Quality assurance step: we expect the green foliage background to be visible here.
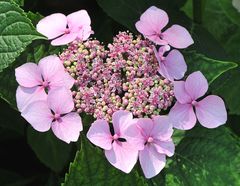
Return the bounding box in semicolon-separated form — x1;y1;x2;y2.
0;0;239;185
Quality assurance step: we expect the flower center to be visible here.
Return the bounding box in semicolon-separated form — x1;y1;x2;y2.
191;100;198;106
147;136;154;143
53;113;61;120
112;134;119;140
42;81;49;88
65;28;70;34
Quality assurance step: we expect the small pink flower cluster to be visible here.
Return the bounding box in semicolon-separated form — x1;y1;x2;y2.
15;6;228;179
60;32;175;121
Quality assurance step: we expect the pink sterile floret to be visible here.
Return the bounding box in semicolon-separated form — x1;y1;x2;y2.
21;87;83;143
169;71;227;130
37;10;93;46
87;110;144;173
135;6;194;49
136;115;174;178
15;55;74;112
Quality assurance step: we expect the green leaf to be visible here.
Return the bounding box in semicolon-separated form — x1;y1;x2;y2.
219;0;240;27
62;137;147;186
185;51;238;84
96;0;189;32
165;126;240;186
13;0;24;6
211;67;240;115
27;127;73;172
0;0;44;72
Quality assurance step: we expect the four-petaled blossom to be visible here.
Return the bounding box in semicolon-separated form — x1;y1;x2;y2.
135;6;194;48
136;116;174;178
87;110;144;173
21;87;83;143
15;55;74;112
154;45;187;81
37;10;92;46
169;71;227;130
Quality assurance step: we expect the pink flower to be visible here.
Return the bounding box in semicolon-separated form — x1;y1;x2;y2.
169;71;227;130
135;6;194;48
154;46;187;81
87;110;143;173
136;116;174;178
37;10;92;46
15;55;74;112
21;87;83;143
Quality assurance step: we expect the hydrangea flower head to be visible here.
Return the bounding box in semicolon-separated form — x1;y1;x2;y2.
135;6;194;48
37;10;92;46
169;71;227;130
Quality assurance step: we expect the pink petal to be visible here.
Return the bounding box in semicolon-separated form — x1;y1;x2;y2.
16;86;47;112
112;110;133;135
162;24;194;49
86;119;113;150
51;32;78;46
139;145;166;179
67;10;91;30
105;141;139;173
38;55;64;82
15;63;42;87
21;101;52;132
122;119;145;150
152;115;173;141
154;140;175;157
173;81;192;104
195;95;227;128
185;71;208;101
76;25;92;41
47;87;74;114
161;50;187;81
136;118;154;138
51;112;83;143
169;102;197;130
36;13;67;39
49;71;75;90
136;6;168;35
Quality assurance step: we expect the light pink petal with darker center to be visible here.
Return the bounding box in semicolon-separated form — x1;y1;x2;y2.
112;110;133;135
36;13;67;39
105;141;139;173
47;88;74;114
52;112;82;143
38;55;64;82
15;63;42;87
185;71;208;101
169;102;197;130
152;115;173;141
21;101;52;132
16;86;47;112
173;81;192;104
51;32;78;46
87;119;113;150
154;140;175;157
139;145;166;179
67;10;91;30
162;25;194;49
195;95;227;128
136;118;154;138
162;50;187;81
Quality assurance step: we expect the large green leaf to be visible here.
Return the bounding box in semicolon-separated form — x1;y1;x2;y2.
185;51;238;84
27;127;73;172
0;0;44;72
165;126;240;186
62;137;147;186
